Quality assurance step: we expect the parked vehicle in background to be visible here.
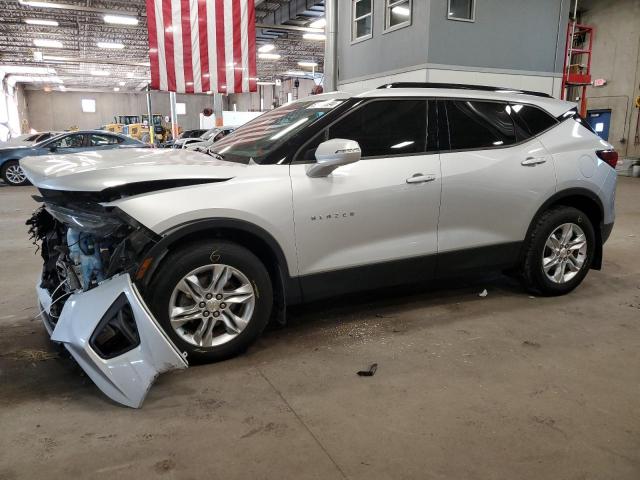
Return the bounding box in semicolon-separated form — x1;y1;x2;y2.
22;84;617;407
1;130;145;186
177;126;237;150
160;129;208;148
1;131;61;148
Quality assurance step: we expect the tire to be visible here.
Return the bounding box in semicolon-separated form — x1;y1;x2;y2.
520;206;596;296
146;240;273;363
1;160;29;186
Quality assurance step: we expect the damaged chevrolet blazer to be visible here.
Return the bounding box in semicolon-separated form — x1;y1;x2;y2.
23;84;617;407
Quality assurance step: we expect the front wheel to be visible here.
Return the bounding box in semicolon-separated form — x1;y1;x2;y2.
521;206;595;296
1;160;29;186
146;240;273;363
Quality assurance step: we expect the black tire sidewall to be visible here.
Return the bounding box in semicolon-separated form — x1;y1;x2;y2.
147;240;273;363
1;161;29;186
527;207;595;295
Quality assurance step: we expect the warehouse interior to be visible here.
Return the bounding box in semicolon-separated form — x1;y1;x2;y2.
1;0;639;478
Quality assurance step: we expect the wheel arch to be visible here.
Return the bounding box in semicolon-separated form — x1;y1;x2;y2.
138;218;302;305
524;188;605;269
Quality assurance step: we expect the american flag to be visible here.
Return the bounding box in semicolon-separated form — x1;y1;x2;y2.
146;0;257;94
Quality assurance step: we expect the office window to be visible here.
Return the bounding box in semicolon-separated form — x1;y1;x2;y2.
447;0;475;22
176;102;186;115
385;0;412;31
352;0;373;42
81;98;96;113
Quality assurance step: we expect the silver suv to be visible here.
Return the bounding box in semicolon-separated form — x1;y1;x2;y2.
22;83;617;407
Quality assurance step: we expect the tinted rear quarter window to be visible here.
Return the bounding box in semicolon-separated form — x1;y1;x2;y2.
510;104;557;141
444;100;516;150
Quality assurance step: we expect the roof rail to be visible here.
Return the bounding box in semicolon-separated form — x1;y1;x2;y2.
377;82;553;99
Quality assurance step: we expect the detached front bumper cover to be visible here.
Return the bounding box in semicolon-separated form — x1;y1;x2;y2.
38;273;187;408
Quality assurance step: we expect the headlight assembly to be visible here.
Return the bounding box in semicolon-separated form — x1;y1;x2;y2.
44;203;125;236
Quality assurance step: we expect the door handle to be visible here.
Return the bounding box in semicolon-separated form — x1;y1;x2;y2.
406;174;436;184
521;157;547;166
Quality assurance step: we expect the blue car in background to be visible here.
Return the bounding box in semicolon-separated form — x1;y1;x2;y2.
0;130;146;186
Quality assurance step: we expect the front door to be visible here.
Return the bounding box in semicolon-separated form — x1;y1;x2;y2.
289;98;441;300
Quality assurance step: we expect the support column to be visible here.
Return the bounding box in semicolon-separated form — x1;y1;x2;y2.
323;0;338;91
169;91;178;139
145;84;155;145
213;93;224;126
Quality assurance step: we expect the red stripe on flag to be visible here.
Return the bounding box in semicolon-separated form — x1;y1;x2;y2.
232;0;242;93
247;0;257;92
180;0;194;93
215;0;226;93
146;0;160;90
197;0;210;92
162;0;177;92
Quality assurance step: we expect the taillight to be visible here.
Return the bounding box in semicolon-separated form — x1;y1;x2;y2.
596;149;619;169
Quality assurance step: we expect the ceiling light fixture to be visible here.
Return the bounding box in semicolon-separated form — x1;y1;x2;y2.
18;0;65;8
33;39;63;48
303;33;326;41
284;70;306;76
257;81;276;86
103;14;139;25
118;81;126;86
97;41;125;49
91;70;110;76
309;18;326;29
0;66;56;74
258;44;275;53
25;18;59;26
113;87;120;91
258;53;281;60
297;61;318;67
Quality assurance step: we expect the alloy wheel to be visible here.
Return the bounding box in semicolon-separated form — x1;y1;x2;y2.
168;264;256;347
5;164;26;185
542;223;588;284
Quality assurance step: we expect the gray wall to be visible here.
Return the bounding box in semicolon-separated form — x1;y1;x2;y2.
336;0;569;84
24;90;221;132
337;0;430;82
428;0;569;74
581;0;640;157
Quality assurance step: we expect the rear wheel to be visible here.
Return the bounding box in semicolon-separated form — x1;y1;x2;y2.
146;240;273;363
1;160;29;186
521;206;595;296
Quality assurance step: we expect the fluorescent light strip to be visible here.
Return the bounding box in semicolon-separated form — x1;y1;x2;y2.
91;70;110;76
309;18;326;29
258;44;275;53
103;14;138;25
258;53;281;60
298;61;318;67
97;42;125;49
25;18;59;26
303;33;326;41
33;39;63;48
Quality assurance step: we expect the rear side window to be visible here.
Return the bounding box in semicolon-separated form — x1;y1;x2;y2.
327;99;428;158
510;104;558;140
444;100;516;150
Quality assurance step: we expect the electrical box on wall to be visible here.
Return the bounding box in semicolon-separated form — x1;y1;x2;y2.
593;79;607;87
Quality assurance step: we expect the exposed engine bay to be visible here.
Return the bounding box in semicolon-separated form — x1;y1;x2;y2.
27;189;158;327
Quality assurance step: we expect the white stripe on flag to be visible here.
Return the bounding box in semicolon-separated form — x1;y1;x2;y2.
224;0;234;93
206;0;217;92
240;0;249;92
171;0;185;93
154;0;168;91
190;0;201;93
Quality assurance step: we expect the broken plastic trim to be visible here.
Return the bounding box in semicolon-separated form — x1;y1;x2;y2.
90;293;140;359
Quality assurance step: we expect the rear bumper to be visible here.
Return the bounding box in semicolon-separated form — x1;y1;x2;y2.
37;273;187;408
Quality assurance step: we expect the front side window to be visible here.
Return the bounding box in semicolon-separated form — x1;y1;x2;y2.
352;0;373;42
48;134;85;149
327;99;428;158
448;0;475;22
209;98;345;164
385;0;412;31
444;100;515;150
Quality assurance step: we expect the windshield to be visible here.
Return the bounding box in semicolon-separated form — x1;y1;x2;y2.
209;98;345;164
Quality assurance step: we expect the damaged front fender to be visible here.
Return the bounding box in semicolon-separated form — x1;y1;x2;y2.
48;273;188;408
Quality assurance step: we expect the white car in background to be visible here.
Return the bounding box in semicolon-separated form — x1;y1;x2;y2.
1;131;60;148
176;126;237;150
22;83;617;407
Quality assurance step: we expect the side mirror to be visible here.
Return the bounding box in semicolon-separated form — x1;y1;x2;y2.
306;139;361;178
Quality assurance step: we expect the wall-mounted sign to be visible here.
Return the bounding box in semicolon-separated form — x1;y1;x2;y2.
593;78;607;87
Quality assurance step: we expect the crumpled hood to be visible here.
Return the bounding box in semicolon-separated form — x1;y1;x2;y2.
20;147;250;192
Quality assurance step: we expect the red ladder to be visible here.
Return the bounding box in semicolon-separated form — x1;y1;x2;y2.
561;22;594;116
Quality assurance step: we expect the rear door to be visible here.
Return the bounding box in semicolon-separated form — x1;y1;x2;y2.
88;133;124;150
289;98;441;298
437;99;557;272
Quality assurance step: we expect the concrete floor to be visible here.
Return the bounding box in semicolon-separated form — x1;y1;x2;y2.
0;178;638;480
